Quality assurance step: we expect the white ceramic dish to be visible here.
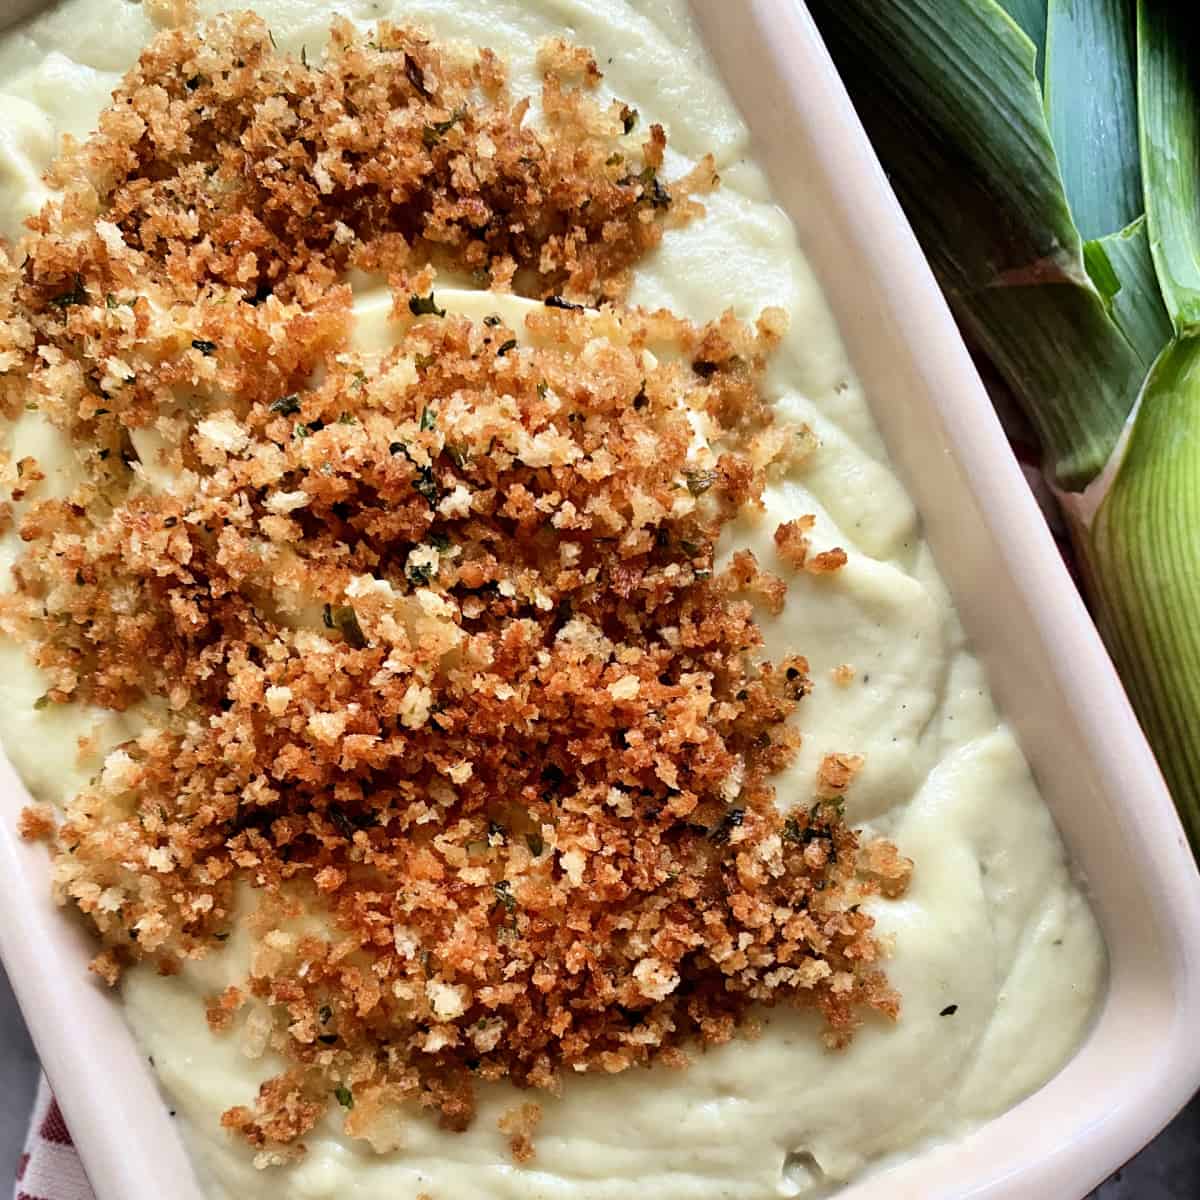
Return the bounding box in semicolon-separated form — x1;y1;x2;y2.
2;2;1199;1197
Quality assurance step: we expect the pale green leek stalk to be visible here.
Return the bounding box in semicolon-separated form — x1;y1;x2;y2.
810;0;1200;850
1091;341;1200;819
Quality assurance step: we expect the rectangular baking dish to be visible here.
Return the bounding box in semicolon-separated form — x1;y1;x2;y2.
2;1;1199;1198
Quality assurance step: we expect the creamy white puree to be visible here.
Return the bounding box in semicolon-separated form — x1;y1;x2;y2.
0;2;1105;1198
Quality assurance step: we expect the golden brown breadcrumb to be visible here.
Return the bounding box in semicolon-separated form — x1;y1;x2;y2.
17;803;55;842
816;752;866;800
0;14;910;1162
773;516;847;575
498;1101;542;1164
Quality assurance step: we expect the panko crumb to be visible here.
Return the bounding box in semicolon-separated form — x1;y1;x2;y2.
0;12;911;1162
773;517;847;576
17;803;55;841
817;752;865;800
774;516;815;568
832;664;856;686
860;839;915;899
498;1102;543;1164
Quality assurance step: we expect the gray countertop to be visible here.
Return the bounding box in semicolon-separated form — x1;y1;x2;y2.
0;961;1194;1196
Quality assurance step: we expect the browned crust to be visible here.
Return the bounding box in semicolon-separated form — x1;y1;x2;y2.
0;14;909;1160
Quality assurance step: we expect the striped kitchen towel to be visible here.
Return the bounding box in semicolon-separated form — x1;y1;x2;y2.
14;1078;93;1200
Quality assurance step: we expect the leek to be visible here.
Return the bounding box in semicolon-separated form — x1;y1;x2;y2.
1137;4;1200;335
1044;0;1140;241
997;0;1047;76
811;0;1144;490
1091;340;1200;838
810;0;1200;854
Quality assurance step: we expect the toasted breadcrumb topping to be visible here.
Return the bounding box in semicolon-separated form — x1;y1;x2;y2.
2;15;911;1160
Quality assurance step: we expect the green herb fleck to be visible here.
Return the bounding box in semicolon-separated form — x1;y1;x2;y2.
494;879;517;914
544;295;583;312
326;605;366;648
430;532;452;552
644;168;671;209
412;465;439;507
420;405;437;431
816;796;846;819
496;338;518;357
684;469;716;496
421;107;466;149
525;831;544;857
33;694;51;711
328;808;356;841
408;292;446;318
49;275;87;309
334;1085;354;1109
191;338;217;356
483;314;502;328
105;293;119;310
620;104;638;134
621;166;670;210
293;422;311;439
709;808;744;844
404;54;432;98
270;394;301;416
406;560;435;587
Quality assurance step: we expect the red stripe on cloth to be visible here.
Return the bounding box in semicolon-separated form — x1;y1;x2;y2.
36;1101;72;1148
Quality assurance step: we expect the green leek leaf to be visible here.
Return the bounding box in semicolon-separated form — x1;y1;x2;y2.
997;0;1048;79
1137;3;1200;334
811;0;1145;489
1044;0;1140;241
1090;337;1200;851
1083;216;1173;368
